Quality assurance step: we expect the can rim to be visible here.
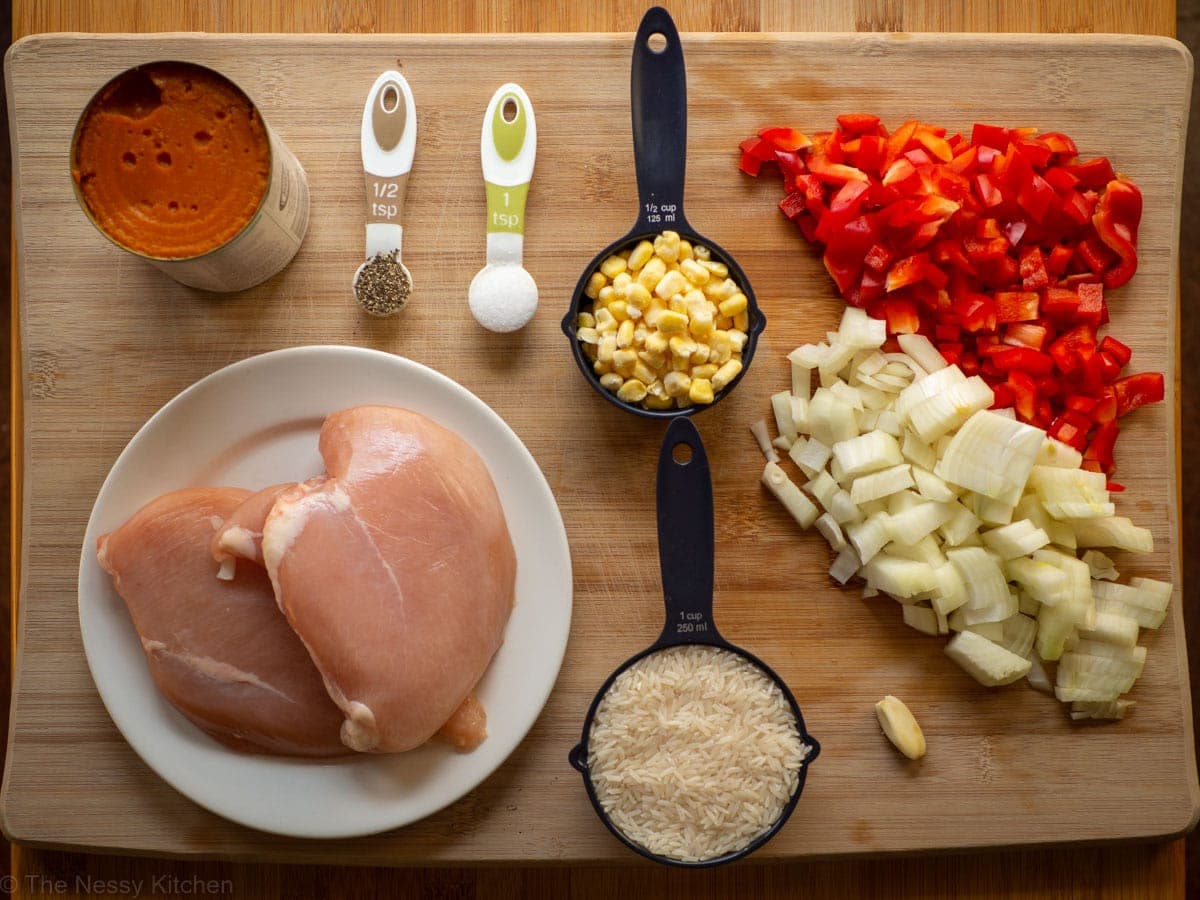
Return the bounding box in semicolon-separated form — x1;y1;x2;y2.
69;59;279;263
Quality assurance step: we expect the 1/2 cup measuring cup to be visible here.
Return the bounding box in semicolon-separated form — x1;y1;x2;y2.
568;418;820;866
561;7;767;417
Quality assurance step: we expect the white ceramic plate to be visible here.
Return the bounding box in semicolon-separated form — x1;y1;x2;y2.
78;346;573;838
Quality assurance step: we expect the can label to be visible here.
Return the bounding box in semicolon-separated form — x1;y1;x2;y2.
151;124;310;292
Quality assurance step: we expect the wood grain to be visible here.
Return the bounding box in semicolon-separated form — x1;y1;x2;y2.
8;1;1192;898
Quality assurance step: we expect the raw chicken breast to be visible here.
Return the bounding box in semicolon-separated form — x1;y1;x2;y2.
97;487;347;757
210;482;294;575
262;406;516;753
212;476;493;753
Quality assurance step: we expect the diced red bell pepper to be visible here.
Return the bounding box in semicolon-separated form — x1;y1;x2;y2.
955;294;997;333
973;173;1004;208
915;127;954;163
1092;178;1143;289
1017;172;1056;223
1092;387;1118;424
1099;335;1132;367
992;346;1055;376
1065;394;1099;415
991;382;1016;410
1043;166;1080;193
1097;351;1123;383
779;191;807;221
1066;156;1116;189
859;267;885;304
1040;132;1079;157
1003;323;1050;350
995;291;1040;323
882;157;917;187
963;236;1009;262
1075;282;1106;327
1060;190;1095;226
738;150;764;177
759;126;812;152
885;253;929;293
1083;419;1120;472
1041;286;1080;320
876;298;921;334
971;123;1011;150
1046;244;1074;276
885;120;920;166
1007;371;1038;421
1075;234;1116;276
830;179;871;215
1113;372;1165;417
853;135;887;176
823;250;862;297
809;153;869;185
1019;247;1050;290
1047;324;1096;375
1048;410;1092;451
837;113;881;135
960;352;981;376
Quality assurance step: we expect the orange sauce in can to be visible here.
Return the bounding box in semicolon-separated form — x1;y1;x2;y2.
72;62;271;259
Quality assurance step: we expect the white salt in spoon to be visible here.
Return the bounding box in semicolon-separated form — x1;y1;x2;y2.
468;83;538;332
354;70;417;317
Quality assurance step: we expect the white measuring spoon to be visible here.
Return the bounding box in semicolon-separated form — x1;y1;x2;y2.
354;70;417;316
468;83;538;332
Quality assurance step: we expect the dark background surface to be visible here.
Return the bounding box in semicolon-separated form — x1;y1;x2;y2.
0;2;1196;893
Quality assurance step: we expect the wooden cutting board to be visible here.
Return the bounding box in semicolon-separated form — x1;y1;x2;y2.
3;31;1196;864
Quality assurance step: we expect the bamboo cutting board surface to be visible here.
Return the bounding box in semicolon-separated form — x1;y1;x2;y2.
2;32;1196;864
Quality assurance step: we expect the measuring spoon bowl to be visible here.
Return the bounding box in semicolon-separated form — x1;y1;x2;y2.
569;418;820;867
562;7;766;418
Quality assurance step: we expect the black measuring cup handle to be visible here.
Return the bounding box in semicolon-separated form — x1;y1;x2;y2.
655;417;724;647
631;7;690;233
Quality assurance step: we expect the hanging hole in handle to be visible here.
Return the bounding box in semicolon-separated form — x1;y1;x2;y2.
501;97;519;124
647;32;668;53
672;442;693;465
380;84;400;114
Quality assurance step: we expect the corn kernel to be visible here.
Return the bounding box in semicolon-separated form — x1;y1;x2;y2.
711;359;743;391
632;360;657;386
716;315;734;331
644;394;675;410
710;329;732;356
654;230;681;263
672;353;692;372
693;244;712;261
638;349;667;371
646;379;668;399
681;288;706;309
654;269;690;300
576;311;596;329
609;299;630;321
598;286;615;306
617;379;649;403
625;283;653;310
692;363;719;380
664;370;692;397
593;358;611;375
679;258;710;286
633;324;650;346
627;240;655;271
626;305;642;321
690;343;711;365
612;348;638;377
678;239;693;260
598;333;617;363
644;331;669;354
600;255;628;279
699;259;729;278
668;334;698;359
688;307;714;339
689;378;715;405
613;272;632;291
704;278;739;302
599;372;624;392
637;256;668;290
617;319;635;348
657;310;688;334
669;294;688;314
729;329;749;351
577;326;601;345
719;293;748;317
733;311;750;331
585;271;607;299
594;306;615;328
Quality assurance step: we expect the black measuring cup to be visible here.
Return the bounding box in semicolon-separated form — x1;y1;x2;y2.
561;6;767;419
568;418;820;867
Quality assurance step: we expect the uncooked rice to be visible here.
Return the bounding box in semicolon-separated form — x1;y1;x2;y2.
586;644;810;862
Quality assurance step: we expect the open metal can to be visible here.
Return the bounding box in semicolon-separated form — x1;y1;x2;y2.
70;60;309;293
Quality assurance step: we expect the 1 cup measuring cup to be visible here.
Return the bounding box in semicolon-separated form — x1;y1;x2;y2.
568;418;820;867
561;6;767;417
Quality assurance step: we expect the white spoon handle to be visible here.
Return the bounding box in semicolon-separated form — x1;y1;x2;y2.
362;71;417;258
